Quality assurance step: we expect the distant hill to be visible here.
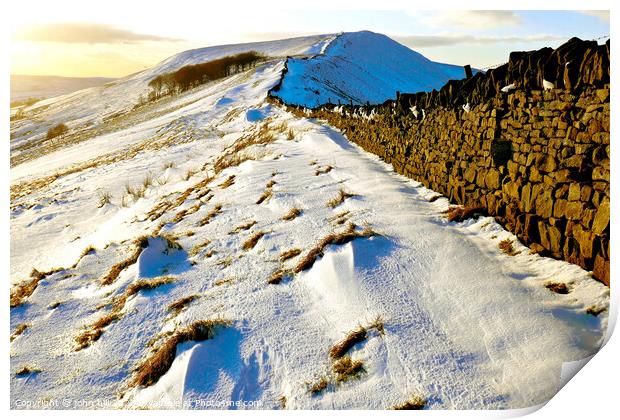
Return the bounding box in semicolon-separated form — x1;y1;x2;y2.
10;75;117;103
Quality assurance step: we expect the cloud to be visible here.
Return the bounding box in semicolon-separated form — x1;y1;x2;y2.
15;23;183;44
416;11;521;29
393;33;566;48
579;10;610;22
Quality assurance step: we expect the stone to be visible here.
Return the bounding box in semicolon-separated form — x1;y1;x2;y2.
592;199;610;235
485;169;501;190
565;201;584;220
534;187;554;219
572;224;595;258
568;183;581;201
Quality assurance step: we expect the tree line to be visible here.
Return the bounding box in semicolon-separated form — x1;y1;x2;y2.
147;51;265;100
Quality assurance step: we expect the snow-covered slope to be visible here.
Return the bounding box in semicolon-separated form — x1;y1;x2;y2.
272;31;466;107
9;34;334;153
10;33;610;411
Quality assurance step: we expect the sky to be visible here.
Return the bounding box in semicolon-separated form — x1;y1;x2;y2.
8;2;610;78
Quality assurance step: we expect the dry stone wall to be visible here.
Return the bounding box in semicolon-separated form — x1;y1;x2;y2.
271;37;610;285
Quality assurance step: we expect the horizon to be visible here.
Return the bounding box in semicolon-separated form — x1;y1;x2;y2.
9;6;609;78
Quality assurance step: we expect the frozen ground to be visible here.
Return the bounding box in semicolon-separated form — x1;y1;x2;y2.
10;32;609;410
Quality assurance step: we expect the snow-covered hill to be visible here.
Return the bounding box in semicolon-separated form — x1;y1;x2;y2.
10;32;609;411
271;31;466;107
10;34;335;154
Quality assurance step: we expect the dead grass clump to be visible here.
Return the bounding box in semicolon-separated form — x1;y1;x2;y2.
126;276;176;298
308;377;330;395
368;315;385;335
268;269;291;285
11;324;29;342
444;205;485;222
282;207;301;221
329;326;367;359
219;175;235;189
125;183;146;201
97;190;112;208
332;356;364;383
280;248;302;261
142;173;154;189
167;295;199;315
242;231;265;250
545;282;570;295
48;301;62;310
78;245;96;262
229;221;257;234
315;165;333;176
10;267;63;307
428;194;443;203
15;366;42;377
74;311;121;351
101;237;149;286
266;179;277;188
213;126;276;174
130;319;232;387
183;168;199;181
189;239;211;256
256;189;273;205
586;306;606;316
327;189;358;208
216;256;233;267
294;224;375;273
286;129;295;140
498;239;518;256
214;277;234;286
198;204;222;226
393;395;427;410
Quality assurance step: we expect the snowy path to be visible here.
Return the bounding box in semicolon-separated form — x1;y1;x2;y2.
10;48;609;410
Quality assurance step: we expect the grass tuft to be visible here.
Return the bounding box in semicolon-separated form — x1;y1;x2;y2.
198;204;222;226
256;189;273;205
15;366;42;377
498;239;518;256
219;175;235;189
393;395;427;410
167;295;199;315
308;377;330;395
586;305;606;316
130;319;232;387
97;190;112;208
100;236;150;286
327;189;358;208
74;312;121;351
11;323;30;342
444;205;485;222
294;224;375;273
315;165;333;176
332;356;364;383
282;207;302;221
229;221;256;234
545;282;570;294
329;326;367;359
242;231;265;251
280;248;302;261
10;267;63;307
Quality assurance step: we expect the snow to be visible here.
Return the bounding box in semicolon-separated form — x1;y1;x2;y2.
10;32;609;411
272;31;466;107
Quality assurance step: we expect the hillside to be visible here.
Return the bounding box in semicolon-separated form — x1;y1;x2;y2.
10;75;117;103
271;31;466;107
9;32;609;410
